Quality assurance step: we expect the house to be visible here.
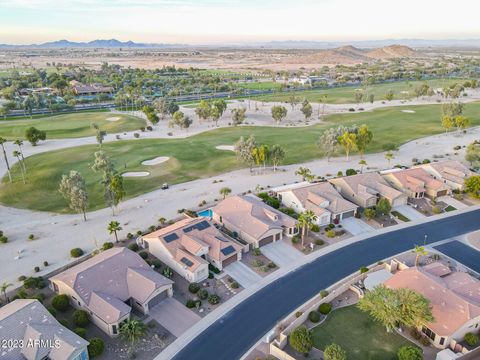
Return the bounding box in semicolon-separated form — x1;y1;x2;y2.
382;167;451;199
50;247;173;337
329;172;407;208
70;81;113;96
140;217;243;281
0;299;89;360
384;264;480;349
272;181;358;225
212;195;298;248
417;160;474;191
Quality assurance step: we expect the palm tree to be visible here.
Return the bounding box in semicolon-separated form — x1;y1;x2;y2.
358;159;367;173
0;137;12;182
1;282;12;304
385;152;394;167
13;139;26;174
295;167;313;182
107;220;122;243
158;217;166;225
297;210;318;246
412;245;428;266
219;187;232;199
119;319;147;354
12;151;26;184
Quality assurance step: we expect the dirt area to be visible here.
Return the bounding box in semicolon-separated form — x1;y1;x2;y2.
241;250;278;277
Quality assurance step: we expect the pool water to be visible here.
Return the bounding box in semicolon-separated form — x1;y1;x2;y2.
197;208;213;218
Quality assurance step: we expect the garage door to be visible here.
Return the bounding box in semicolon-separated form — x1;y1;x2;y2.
437;190;448;197
147;290;168;310
222;254;238;268
392;197;407;207
258;235;274;247
342;210;355;219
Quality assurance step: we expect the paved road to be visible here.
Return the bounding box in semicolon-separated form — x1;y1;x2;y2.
173;209;480;360
434;240;480;273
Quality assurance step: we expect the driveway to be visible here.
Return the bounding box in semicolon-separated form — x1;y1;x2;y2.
394;204;426;221
438;196;469;210
149;297;201;337
224;261;262;288
261;239;304;267
341;217;375;235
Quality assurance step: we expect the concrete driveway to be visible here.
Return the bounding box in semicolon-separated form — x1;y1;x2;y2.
224;261;262;288
438;196;468;210
394;204;426;221
341;217;375;235
261;239;304;267
149;297;201;337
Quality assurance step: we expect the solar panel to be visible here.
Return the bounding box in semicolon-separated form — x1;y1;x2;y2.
183;220;211;233
163;233;179;243
180;257;194;267
221;245;236;256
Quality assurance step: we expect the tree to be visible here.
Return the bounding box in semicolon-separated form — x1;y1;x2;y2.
108;174;126;211
441;116;454;134
288;94;300;110
442;102;464;118
170;111;192;130
368;94;375;104
88;338;105;357
454;115;470;132
356;124;373;158
13;139;26;174
231;107;247;126
166;99;179;116
289;326;313;355
1;282;12;304
397;345;423;360
317;128;338;161
412;245;427;266
385;151;394;166
338;130;357;161
300;100;313;121
153;97;169;120
195;100;211;122
364;208;376;220
251;144;269;170
219;187;232;199
119;319;147;354
211;99;227;126
271;105;287;125
465;175;480;198
465;142;480;169
270;144;285;171
295;167;313;181
234;135;257;171
376;198;391;216
0;137;12;182
385;90;394;101
297;210;318;246
91;151;115;177
25;127;46;146
12;150;26;183
324;343;347;360
91;123;106;147
359;159;367;173
142;105;159;124
107;220;122;243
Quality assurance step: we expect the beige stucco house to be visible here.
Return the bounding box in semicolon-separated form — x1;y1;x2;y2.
50;247;173;337
382;167;451;199
212;195;298;248
0;299;89;360
385;264;480;349
417;160;474;191
140;217;243;281
329;172;407;208
272;181;358;226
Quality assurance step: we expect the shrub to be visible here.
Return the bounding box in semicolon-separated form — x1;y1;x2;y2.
197;289;209;300
162;267;173;278
138;251;148;259
397;345;423;360
208;294;221;305
51;294;70;312
295;311;303;318
47;306;57;317
127;232;134;240
315;239;324;246
268;262;277;269
188;283;200;294
252;248;262;256
289;326;313;355
88;338;105;357
128;243;139;252
74;327;87;339
70;248;84;258
337;171;343;177
30;293;45;303
291;235;300;244
58;319;69;328
420;336;431;346
320;290;329;298
318;302;332;314
102;242;114;250
23;276;45;290
364;208;376;220
73;309;90;327
308;311;320;323
324;343;347;360
28;234;35;241
326;230;335;238
18;275;26;282
151;259;162;268
311;224;320;233
327;223;335;229
186;299;201;308
34;266;40;273
0;231;8;243
345;168;357;176
360;266;369;273
208;264;221;274
43;261;48;267
465;332;479;346
432;206;442;214
133;132;140;138
231;281;239;289
251;259;264;267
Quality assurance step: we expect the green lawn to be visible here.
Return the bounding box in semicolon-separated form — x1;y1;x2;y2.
236;81;282;91
311;306;417;360
253;78;468;104
2;101;480;213
0;112;146;139
444;205;457;212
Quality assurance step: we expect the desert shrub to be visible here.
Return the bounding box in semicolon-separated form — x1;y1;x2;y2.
18;275;26;281
43;261;48;267
197;289;209;300
360;266;369;273
88;338;105;357
74;327;87;339
397;345;423;360
102;242;114;250
465;332;479;346
252;248;262;256
138;251;148;259
251;259;264;267
295;311;303;318
73;309;90;327
268;262;277;269
318;302;332;314
231;281;239;289
51;294;70;312
70;248;84;258
0;231;8;243
308;311;320;323
337;171;343;176
208;294;221;305
326;230;335;238
315;239;324;246
133;132;140;138
128;243;139;252
345;168;357;176
34;266;40;273
320;290;329;298
432;206;442;214
28;234;35;240
188;283;200;294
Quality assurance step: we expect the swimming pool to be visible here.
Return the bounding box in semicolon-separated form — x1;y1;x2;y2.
197;208;213;218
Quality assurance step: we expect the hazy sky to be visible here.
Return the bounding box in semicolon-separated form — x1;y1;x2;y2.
0;0;479;44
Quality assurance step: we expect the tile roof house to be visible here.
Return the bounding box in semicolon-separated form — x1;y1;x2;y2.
70;81;113;96
384;265;480;349
417;160;474;191
50;247;173;337
382;167;451;199
329;172;407;208
0;299;89;360
141;217;243;282
272;181;358;226
212;195;298;248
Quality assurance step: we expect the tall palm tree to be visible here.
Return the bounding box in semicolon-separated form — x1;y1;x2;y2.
297;210;318;246
107;221;122;243
412;245;427;266
0;137;12;182
358;159;367;173
13;151;25;184
13;139;26;174
1;282;12;304
119;319;147;354
219;187;232;199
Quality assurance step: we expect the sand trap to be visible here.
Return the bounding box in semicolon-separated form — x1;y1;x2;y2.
106;116;121;122
122;171;150;177
401;110;416;113
216;145;235;151
141;156;170;166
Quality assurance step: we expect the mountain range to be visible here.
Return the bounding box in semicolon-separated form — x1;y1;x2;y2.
0;39;185;49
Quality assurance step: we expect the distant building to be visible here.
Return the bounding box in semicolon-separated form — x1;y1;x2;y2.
50;248;173;337
417;160;474;191
70;80;113;96
288;76;328;86
0;299;89;360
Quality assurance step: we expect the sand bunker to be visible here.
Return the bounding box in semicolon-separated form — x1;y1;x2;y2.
141;156;170;166
122;171;150;177
216;145;235;151
106;116;121;121
401;110;416;113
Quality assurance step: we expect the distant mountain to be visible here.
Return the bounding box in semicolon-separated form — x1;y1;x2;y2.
366;45;418;59
0;39;186;49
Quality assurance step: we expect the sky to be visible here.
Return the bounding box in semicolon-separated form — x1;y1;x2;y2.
0;0;479;44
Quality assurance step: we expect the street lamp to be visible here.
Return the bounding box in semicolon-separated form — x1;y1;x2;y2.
424;234;427;246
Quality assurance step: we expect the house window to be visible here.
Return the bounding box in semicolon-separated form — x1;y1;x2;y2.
112;325;117;335
421;326;436;341
439;337;445;346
